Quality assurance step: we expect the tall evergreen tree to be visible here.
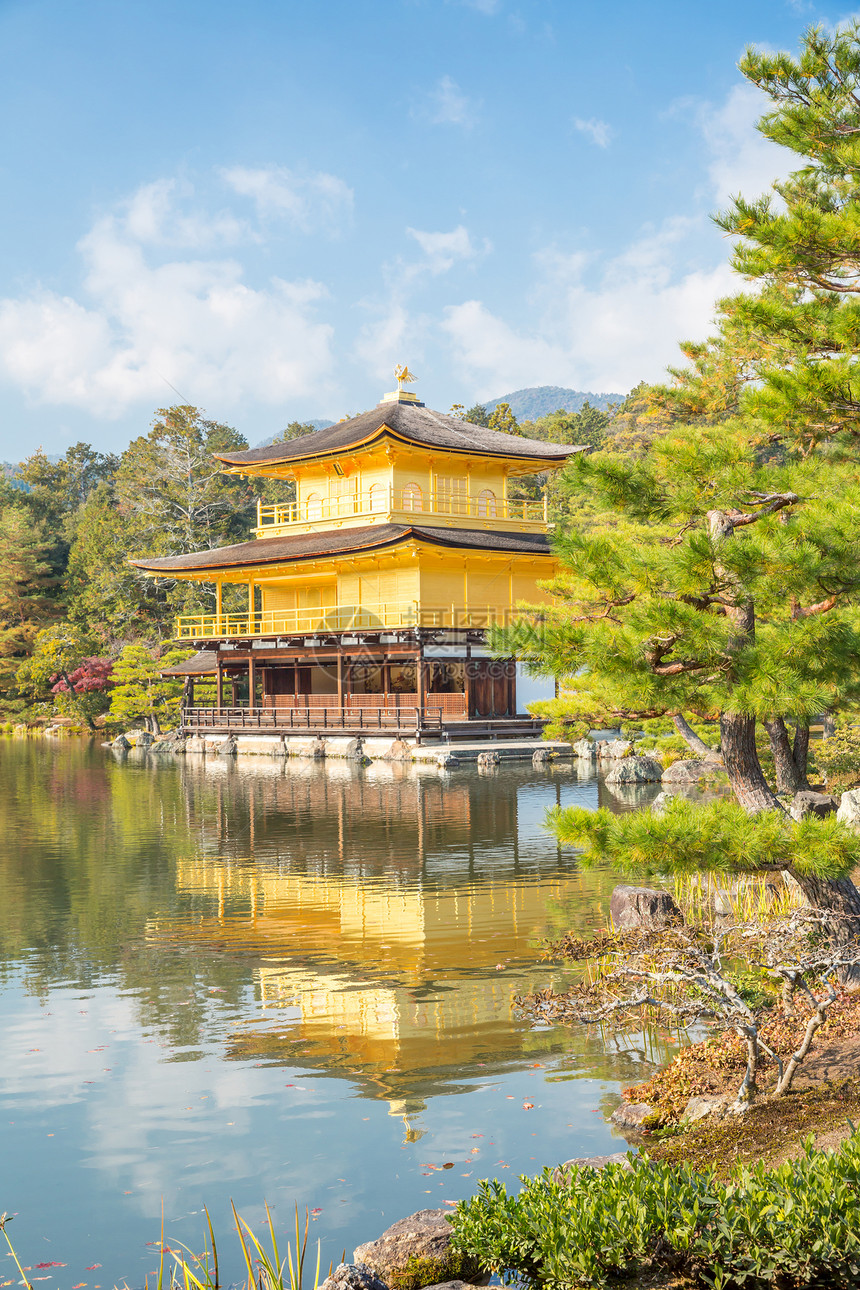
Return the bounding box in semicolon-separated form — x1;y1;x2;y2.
496;22;860;958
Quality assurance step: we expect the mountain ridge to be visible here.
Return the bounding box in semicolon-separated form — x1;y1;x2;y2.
484;386;625;419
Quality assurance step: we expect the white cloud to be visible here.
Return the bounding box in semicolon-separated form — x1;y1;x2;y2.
694;82;790;208
220;165;353;234
354;223;488;378
0;177;337;418
440;219;737;396
406;225;480;274
419;75;477;128
572;117;614;148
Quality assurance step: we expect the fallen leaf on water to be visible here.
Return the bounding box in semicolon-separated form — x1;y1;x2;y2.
442;1163;454;1169
35;1264;65;1269
443;1201;457;1207
469;1148;480;1154
523;1102;534;1111
85;1267;101;1271
470;1134;483;1139
72;1282;87;1288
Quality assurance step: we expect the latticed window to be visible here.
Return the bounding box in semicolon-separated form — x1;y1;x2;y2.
369;483;388;512
436;476;467;514
402;482;423;511
476;488;497;518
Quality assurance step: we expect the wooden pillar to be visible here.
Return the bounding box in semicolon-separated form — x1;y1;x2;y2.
418;645;427;725
215;579;223;634
337;651;344;712
247;580;255;634
216;659;224;711
248;653;256;711
465;643;474;719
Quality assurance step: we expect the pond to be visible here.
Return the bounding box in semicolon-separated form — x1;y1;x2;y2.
0;742;670;1289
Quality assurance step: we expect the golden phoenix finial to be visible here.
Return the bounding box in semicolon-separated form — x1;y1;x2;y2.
394;364;417;392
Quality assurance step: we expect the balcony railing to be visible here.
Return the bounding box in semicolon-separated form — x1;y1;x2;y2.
255;488;547;532
183;705;443;733
174;602;511;640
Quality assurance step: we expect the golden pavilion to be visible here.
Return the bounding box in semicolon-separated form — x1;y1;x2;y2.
132;372;583;740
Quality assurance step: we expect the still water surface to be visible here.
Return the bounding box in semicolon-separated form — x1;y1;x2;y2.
0;743;668;1288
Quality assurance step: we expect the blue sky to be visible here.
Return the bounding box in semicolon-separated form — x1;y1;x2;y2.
0;0;847;454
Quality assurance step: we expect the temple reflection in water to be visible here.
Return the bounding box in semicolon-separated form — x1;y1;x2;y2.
146;759;624;1132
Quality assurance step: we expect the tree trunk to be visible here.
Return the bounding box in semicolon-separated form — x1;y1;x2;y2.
764;716;810;793
672;713;723;762
719;712;784;813
788;872;860;989
793;722;810;782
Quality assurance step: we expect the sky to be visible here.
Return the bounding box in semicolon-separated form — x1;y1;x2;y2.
0;0;853;455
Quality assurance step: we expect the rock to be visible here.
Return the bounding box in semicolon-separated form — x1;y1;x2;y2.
532;746;553;765
651;790;674;816
604;756;663;784
661;759;709;784
553;1152;634;1184
606;739;634;760
610;885;681;930
111;733;131;751
837;789;860;830
354;1210;481;1290
477;751;499;771
134;730;154;748
572;738;595;760
217;736;237;756
610;1101;656;1129
436;754;460;769
682;1095;730;1123
790;790;839;822
319;1266;389;1290
312;736;327;760
345;738;370;762
421;1282;486;1290
385;740;413;763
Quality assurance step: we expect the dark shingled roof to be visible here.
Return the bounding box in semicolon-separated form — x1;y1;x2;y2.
160;650;218;676
131;524;555;575
214;401;583;469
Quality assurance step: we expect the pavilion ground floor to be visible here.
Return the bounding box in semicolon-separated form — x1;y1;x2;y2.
171;628;553;742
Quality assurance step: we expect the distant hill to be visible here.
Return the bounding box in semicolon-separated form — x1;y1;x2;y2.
485;386;625;420
254;419;334;449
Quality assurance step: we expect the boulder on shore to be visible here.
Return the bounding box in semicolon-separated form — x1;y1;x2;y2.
111;733;131;751
610;1101;656;1129
610;885;682;930
319;1266;389;1290
661;758;711;784
553;1153;634;1184
572;738;595;760
605;739;634;760
837;789;860;831
604;756;662;784
790;790;839;822
354;1209;482;1290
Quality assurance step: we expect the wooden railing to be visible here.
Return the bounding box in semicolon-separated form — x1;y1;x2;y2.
183;705;442;732
174;603;510;640
255;488;547;532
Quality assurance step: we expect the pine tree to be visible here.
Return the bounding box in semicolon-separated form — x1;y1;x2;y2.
108;644;194;733
496;22;860;964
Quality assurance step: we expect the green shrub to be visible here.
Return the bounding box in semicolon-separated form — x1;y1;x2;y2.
448;1133;860;1288
815;726;860;789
